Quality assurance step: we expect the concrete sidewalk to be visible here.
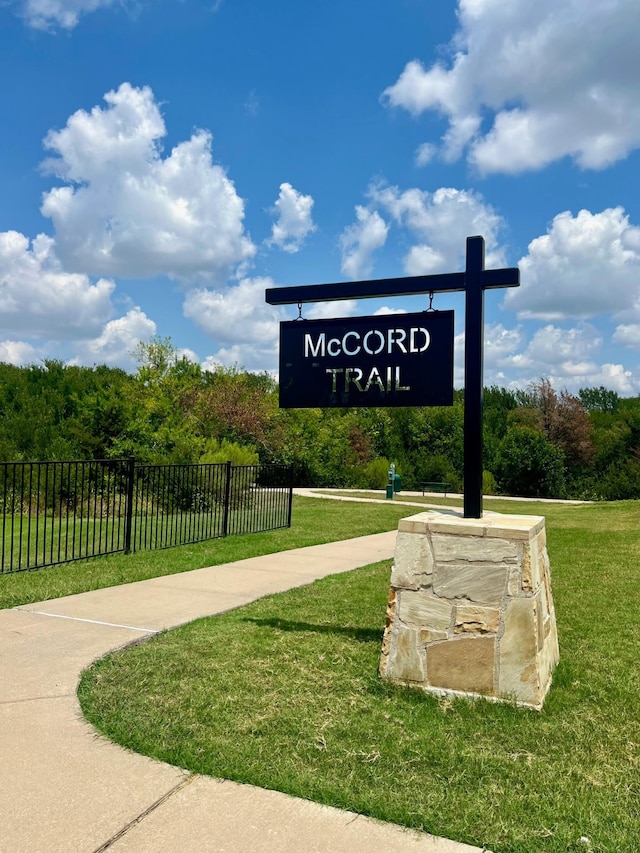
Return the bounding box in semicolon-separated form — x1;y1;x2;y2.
1;533;486;853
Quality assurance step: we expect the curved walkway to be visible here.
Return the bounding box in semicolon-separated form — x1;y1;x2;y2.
1;532;484;853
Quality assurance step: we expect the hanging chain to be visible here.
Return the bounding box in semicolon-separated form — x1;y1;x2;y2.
296;301;304;321
426;291;435;312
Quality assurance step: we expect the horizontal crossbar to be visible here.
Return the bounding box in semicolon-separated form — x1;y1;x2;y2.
265;267;519;305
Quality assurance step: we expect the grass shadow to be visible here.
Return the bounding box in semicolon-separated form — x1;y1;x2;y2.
243;616;383;644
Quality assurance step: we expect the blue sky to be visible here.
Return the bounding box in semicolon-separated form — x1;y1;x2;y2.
1;0;640;395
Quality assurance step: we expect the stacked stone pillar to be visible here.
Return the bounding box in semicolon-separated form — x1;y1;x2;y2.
379;510;559;710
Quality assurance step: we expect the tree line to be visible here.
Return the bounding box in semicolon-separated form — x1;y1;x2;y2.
1;338;639;500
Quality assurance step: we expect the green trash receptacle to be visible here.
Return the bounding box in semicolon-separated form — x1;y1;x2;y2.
393;474;402;493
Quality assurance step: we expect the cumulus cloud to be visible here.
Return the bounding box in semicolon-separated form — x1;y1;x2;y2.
305;300;358;321
506;207;640;320
339;206;389;280
373;306;408;316
371;185;505;274
487;323;602;383
41;83;255;282
183;277;286;350
613;324;640;349
525;324;603;369
16;0;116;29
484;323;525;369
478;321;640;394
382;0;640;174
202;342;279;374
268;183;316;253
0;230;115;339
588;363;636;394
74;307;156;367
0;340;40;366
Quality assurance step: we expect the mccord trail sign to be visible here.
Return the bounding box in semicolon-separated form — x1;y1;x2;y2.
279;310;454;408
265;236;520;518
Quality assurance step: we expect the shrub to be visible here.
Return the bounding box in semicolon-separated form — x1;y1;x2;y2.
199;439;259;467
494;426;566;498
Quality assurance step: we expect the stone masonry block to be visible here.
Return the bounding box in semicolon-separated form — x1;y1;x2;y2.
432;533;519;564
454;604;500;635
427;637;496;695
498;598;540;705
507;565;522;597
387;626;425;683
397;514;431;536
483;515;545;540
397;589;452;632
419;626;448;644
434;563;509;605
522;537;541;593
390;531;433;590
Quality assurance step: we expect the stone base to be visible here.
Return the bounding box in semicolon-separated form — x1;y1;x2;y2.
379;510;559;710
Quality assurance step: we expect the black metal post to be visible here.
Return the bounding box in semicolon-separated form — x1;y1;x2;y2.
463;237;485;518
222;460;232;537
287;463;294;528
123;456;135;554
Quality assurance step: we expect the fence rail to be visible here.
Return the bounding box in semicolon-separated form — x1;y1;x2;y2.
1;459;293;574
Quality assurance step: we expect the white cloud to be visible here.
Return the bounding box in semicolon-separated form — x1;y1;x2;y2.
16;0;115;29
525;323;602;368
415;143;437;167
371;185;505;274
269;183;316;253
613;324;640;349
382;0;640;174
373;306;408;316
183;277;286;348
478;321;640;394
74;307;156;367
506;208;640;320
202;342;278;374
0;340;39;366
484;323;525;368
589;363;637;394
339;206;389;280
176;347;199;363
41;83;255;282
0;230;114;339
305;300;357;321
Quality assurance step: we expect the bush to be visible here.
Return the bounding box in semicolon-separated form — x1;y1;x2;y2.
494;426;566;498
199;439;259;467
482;470;497;496
358;457;392;490
405;453;461;492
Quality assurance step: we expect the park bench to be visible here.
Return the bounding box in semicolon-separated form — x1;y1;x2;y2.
421;482;451;497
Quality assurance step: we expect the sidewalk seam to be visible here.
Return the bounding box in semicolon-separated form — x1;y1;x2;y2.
15;608;159;635
91;774;196;852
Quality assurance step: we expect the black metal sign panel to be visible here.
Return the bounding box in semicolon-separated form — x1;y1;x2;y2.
279;310;454;408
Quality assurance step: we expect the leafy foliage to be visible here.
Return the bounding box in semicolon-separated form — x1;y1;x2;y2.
494;425;566;497
1;344;640;500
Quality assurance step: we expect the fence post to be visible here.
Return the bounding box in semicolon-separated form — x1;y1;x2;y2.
222;460;232;537
287;463;294;528
123;457;135;554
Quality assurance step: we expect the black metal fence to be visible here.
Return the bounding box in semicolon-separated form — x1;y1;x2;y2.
1;458;293;574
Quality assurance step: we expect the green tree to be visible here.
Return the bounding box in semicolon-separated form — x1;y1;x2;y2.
579;386;620;414
494;425;566;498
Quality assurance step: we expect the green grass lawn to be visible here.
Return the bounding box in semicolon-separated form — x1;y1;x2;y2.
78;497;640;853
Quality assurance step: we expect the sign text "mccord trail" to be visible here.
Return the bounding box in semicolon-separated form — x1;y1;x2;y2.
279;311;454;409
